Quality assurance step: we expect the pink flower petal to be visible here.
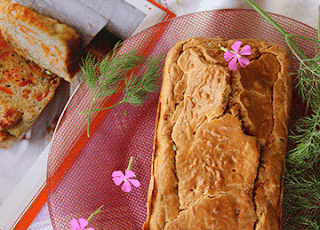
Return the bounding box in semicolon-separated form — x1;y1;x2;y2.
228;57;238;71
224;50;235;62
79;218;89;229
125;170;136;179
70;218;81;230
239;44;252;56
128;179;141;188
112;170;125;185
238;57;250;68
86;228;95;230
121;180;132;192
112;176;124;186
112;170;125;179
231;41;242;54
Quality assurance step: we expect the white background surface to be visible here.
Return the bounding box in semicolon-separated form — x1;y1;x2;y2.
0;0;316;229
159;0;318;29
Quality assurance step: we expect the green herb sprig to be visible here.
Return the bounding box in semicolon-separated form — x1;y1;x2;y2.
79;42;165;137
288;101;320;172
245;1;320;107
245;1;320;229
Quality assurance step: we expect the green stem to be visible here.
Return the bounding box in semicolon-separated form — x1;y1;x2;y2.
244;0;312;63
80;101;123;114
218;44;229;53
86;97;96;137
244;0;287;35
286;34;320;44
87;205;104;223
127;157;134;170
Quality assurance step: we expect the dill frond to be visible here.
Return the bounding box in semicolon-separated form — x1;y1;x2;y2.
80;53;100;93
288;102;320;172
79;43;165;137
96;49;146;99
301;219;320;230
245;1;320;228
293;46;320;107
122;53;165;105
283;171;320;229
284;173;320;210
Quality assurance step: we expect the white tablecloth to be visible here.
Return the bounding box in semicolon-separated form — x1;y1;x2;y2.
28;0;318;229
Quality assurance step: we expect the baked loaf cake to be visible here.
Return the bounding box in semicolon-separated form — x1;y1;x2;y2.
0;0;84;82
0;34;60;146
143;37;291;229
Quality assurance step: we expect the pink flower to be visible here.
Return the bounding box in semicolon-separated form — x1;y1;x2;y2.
70;218;94;230
112;170;141;192
223;41;252;71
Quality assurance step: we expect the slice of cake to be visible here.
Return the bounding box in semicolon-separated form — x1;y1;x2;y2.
0;1;86;146
0;0;84;82
0;34;60;146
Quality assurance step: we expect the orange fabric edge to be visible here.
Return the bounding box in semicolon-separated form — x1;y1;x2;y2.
47;8;174;196
10;3;175;230
147;0;176;18
12;183;47;230
46;3;174;227
47;89;122;195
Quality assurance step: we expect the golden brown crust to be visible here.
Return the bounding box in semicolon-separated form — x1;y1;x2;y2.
0;1;84;81
143;37;291;229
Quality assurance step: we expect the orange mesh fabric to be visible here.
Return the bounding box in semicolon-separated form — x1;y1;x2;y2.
47;9;317;230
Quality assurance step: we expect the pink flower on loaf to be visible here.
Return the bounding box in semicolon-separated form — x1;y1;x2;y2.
223;41;252;71
70;218;94;230
112;169;141;192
